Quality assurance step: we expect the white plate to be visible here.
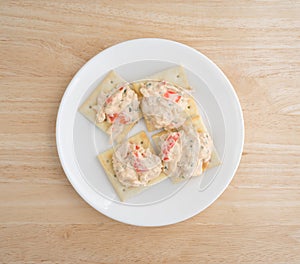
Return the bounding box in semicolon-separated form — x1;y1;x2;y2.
56;38;244;226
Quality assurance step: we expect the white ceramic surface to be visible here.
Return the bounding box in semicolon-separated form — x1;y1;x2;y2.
56;38;244;226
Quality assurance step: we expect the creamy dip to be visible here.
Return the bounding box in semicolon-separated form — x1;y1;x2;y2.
140;81;189;130
112;141;162;187
160;126;213;180
93;84;140;126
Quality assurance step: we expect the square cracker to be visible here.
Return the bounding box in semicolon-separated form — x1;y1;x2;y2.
79;70;141;140
131;66;199;132
150;66;199;118
152;115;221;183
97;131;167;201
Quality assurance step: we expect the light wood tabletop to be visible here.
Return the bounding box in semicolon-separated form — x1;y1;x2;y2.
1;0;300;263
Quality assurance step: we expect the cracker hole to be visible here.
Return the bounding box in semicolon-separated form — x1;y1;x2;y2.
140;141;144;144
187;105;191;109
122;188;126;192
176;75;180;78
106;160;109;163
110;80;113;84
89;105;92;109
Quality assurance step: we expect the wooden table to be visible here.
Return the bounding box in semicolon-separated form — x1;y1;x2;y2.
1;1;299;263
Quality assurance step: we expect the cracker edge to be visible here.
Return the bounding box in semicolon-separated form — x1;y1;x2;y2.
147;65;191;90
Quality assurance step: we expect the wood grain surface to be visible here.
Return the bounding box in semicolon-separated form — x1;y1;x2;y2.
1;0;300;263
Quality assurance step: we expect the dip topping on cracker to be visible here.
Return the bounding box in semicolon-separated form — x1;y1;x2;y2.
140;81;190;130
112;141;162;188
159;124;213;181
93;83;140;125
160;125;199;180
